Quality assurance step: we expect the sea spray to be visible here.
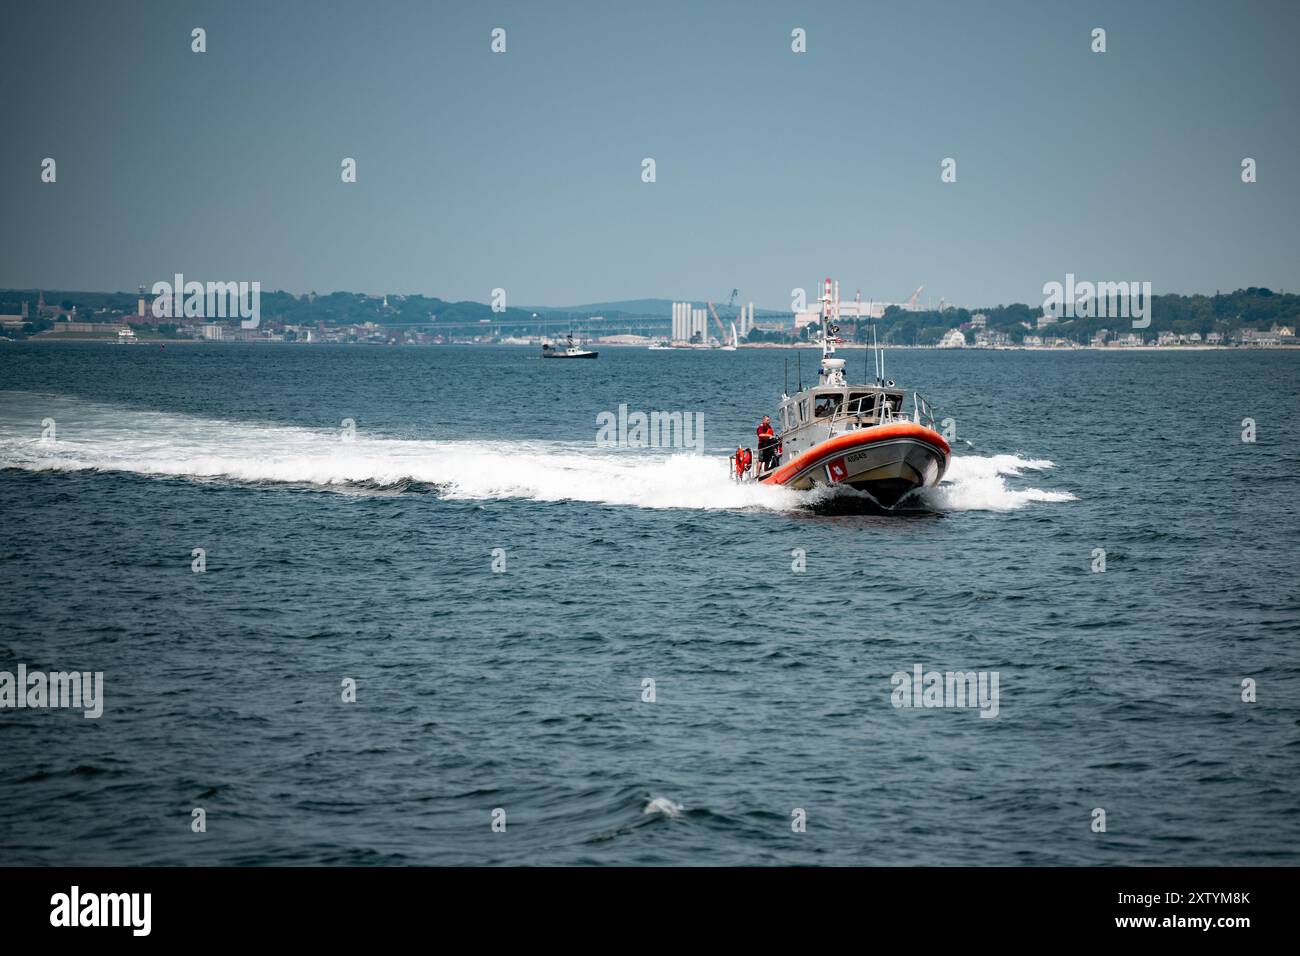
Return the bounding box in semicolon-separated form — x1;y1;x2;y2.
0;393;1074;513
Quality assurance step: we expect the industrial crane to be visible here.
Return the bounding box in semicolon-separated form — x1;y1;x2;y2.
705;288;741;345
706;300;729;343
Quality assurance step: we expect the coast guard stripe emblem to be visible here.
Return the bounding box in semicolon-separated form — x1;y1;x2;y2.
826;457;847;483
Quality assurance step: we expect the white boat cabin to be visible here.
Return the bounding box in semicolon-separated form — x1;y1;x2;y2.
776;385;909;460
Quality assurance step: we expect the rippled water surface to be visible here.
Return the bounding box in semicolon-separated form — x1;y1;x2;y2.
1;343;1297;864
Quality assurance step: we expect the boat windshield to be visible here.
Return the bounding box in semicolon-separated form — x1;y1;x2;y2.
846;391;872;414
813;392;844;418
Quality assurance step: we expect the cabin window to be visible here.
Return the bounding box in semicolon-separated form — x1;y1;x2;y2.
814;393;843;418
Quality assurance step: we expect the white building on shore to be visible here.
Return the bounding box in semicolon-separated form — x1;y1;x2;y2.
794;298;889;330
670;302;709;343
737;302;756;337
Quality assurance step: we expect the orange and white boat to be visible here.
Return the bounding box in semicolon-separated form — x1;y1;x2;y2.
743;278;950;508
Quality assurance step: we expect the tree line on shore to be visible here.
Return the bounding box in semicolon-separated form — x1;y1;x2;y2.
2;287;1296;344
747;287;1298;345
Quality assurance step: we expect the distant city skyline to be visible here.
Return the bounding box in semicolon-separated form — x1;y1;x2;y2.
3;0;1298;309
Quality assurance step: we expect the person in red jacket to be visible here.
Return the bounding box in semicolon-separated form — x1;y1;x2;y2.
756;416;777;474
741;447;753;477
734;446;745;479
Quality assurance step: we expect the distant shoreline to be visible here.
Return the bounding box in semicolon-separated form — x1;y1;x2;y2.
6;337;1298;353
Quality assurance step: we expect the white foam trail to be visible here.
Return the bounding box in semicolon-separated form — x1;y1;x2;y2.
0;393;1074;513
643;797;684;818
0;392;800;511
918;453;1077;512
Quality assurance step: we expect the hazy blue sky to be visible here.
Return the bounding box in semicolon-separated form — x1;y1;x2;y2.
3;0;1297;308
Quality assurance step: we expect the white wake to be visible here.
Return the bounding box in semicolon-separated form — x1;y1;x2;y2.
0;392;1073;513
920;453;1078;511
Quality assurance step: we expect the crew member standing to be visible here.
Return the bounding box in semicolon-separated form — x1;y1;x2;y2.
756;415;777;474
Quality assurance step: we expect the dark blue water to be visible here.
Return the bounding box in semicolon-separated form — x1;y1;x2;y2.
1;343;1297;864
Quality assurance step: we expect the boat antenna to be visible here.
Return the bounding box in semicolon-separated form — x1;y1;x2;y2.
784;356;789;396
857;290;867;384
796;351;802;391
872;321;881;385
824;280;834;362
821;278;837;365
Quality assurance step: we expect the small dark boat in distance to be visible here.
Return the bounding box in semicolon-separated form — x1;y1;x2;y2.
542;333;598;359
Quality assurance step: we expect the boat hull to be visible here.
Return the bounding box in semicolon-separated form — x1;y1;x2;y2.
759;422;950;508
542;349;598;359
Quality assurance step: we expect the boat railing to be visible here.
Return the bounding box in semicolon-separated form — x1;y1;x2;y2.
911;392;939;430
